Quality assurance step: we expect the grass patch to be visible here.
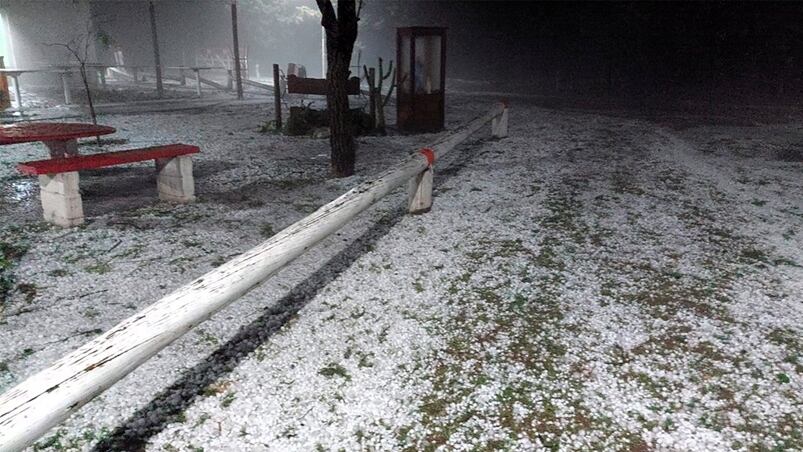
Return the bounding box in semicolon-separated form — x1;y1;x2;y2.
260;223;275;238
319;363;351;381
84;261;112;274
221;392;236;408
47;268;70;277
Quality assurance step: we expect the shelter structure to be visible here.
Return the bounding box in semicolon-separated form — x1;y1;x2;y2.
396;26;447;133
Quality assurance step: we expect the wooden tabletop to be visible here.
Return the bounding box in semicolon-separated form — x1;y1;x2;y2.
0;122;116;145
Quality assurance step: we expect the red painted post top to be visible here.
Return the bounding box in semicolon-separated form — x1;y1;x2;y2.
0;122;116;145
420;148;436;166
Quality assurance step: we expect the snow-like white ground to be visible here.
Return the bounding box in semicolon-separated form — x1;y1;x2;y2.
0;91;801;451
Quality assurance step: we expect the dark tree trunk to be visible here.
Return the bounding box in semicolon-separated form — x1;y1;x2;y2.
317;0;359;178
79;64;97;125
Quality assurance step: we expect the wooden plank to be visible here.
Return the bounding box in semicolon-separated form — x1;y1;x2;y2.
0;103;506;452
242;78;271;90
17;144;200;175
197;75;229;92
286;75;360;95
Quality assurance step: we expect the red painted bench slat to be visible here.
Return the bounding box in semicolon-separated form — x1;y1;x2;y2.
17;144;200;176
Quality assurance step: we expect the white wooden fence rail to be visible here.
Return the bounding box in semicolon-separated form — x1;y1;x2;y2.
0;102;508;452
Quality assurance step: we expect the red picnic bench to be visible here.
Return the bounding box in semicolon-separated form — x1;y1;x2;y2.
16;144;200;227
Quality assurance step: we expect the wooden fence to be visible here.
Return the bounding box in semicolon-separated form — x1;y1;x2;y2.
0;102;509;452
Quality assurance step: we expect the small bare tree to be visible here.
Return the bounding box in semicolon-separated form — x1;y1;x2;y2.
363;57;400;135
43;21;112;126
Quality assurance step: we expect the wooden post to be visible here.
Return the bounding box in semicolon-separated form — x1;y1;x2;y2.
148;1;163;98
368;67;376;127
0;56;9;110
491;107;509;138
273;63;282;130
194;69;202;97
227;69;233;90
231;0;243;99
408;165;433;214
10;74;22;112
60;72;72;104
0;103;507;452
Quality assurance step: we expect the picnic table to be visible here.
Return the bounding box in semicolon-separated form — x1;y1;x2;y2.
0;122;116;158
1;121;198;227
0;68;74;110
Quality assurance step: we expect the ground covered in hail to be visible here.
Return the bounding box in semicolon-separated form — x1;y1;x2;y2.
0;92;801;451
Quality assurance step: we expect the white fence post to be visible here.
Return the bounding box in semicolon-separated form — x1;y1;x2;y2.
60;72;72;104
492;105;509;138
194;69;203;97
9;74;22;112
0;102;507;452
408;148;434;214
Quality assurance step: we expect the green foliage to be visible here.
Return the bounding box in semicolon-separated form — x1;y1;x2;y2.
318;363;351;381
260;223;275;238
95;29;114;48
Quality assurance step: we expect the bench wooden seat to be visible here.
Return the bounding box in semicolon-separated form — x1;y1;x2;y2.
17;143;200;227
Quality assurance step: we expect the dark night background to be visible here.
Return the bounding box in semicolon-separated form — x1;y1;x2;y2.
367;1;802;104
2;1;801;105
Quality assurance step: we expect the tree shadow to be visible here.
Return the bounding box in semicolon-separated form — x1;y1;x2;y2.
91;140;485;451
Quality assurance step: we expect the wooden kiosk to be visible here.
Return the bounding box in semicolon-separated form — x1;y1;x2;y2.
396;27;447;133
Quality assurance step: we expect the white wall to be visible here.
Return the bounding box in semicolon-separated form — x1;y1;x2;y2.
1;0;94;84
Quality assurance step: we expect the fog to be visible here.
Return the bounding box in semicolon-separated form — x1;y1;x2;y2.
0;1;800;103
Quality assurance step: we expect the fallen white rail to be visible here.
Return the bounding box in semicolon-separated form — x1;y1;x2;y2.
0;102;508;452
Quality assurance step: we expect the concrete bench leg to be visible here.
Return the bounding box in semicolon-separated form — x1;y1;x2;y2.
491;108;509;138
38;172;84;227
44;139;79;158
156;155;195;203
408;166;434;214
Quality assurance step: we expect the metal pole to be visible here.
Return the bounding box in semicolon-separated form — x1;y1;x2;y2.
231;0;243;99
321;26;327;77
148;1;163;98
